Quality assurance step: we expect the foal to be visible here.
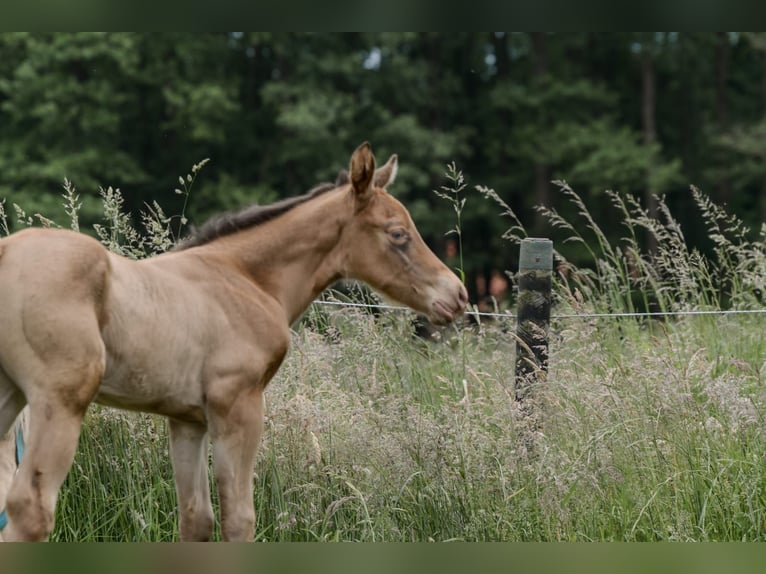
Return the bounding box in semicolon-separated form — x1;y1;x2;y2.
0;143;467;541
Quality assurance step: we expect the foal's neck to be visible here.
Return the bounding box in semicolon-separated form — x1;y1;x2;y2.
211;188;352;324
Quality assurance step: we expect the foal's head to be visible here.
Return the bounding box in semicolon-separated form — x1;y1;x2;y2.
340;143;468;326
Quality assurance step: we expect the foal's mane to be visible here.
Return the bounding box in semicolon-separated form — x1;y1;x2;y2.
174;178;346;251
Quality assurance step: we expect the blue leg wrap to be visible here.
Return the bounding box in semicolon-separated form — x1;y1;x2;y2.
0;426;24;532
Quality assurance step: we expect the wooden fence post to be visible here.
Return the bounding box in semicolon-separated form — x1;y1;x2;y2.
515;238;553;402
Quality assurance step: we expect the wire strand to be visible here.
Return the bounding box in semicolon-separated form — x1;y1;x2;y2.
553;308;766;319
311;299;766;321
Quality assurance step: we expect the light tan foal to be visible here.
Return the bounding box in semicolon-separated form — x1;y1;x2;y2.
0;143;467;541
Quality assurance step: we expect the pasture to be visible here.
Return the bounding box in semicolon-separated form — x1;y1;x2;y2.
4;178;766;541
52;304;766;541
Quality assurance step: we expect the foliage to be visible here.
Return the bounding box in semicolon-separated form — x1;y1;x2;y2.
3;33;766;300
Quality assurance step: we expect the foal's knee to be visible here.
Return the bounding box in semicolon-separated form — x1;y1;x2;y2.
221;505;255;542
179;503;215;542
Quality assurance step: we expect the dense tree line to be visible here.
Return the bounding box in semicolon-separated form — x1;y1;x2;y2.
1;33;765;301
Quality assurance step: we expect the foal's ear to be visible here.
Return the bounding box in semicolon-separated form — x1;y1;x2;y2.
373;154;398;188
349;142;376;200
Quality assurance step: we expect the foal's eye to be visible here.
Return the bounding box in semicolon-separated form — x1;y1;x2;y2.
388;228;409;245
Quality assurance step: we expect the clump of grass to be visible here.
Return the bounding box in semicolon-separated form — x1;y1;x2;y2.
478;180;766;320
0;200;9;236
93;162;206;258
433;163;471;390
53;408;180;542
433;162;467;284
172;158;209;241
62;178;82;232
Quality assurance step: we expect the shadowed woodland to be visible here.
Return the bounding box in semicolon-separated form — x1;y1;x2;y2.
2;33;766;301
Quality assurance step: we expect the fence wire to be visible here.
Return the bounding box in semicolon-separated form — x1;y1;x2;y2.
311;298;766;322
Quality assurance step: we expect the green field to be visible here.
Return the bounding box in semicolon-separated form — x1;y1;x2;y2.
47;302;764;541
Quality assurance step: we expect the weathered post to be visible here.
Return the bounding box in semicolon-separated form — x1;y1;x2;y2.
515;238;553;402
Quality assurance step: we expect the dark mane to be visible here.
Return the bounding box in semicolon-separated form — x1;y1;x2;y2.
174;182;338;251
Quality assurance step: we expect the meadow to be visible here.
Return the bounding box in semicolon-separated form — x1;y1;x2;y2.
3;177;766;542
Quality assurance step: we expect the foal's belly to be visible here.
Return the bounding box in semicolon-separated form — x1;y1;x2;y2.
96;352;208;424
94;389;207;424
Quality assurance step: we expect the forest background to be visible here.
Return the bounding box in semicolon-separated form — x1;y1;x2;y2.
2;32;766;303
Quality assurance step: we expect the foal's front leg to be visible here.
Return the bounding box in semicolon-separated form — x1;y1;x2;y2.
169;420;214;541
209;387;265;542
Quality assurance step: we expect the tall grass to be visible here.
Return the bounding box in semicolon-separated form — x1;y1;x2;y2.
3;176;766;541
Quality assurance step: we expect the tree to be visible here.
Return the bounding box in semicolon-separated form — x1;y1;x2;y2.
716;33;766;221
0;33;145;224
1;32;765;285
0;33;242;232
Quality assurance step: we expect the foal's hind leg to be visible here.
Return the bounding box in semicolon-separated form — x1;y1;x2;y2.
169;420;214;541
2;397;92;541
210;388;265;542
1;356;103;541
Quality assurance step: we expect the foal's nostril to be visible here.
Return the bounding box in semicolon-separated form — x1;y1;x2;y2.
457;284;468;308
